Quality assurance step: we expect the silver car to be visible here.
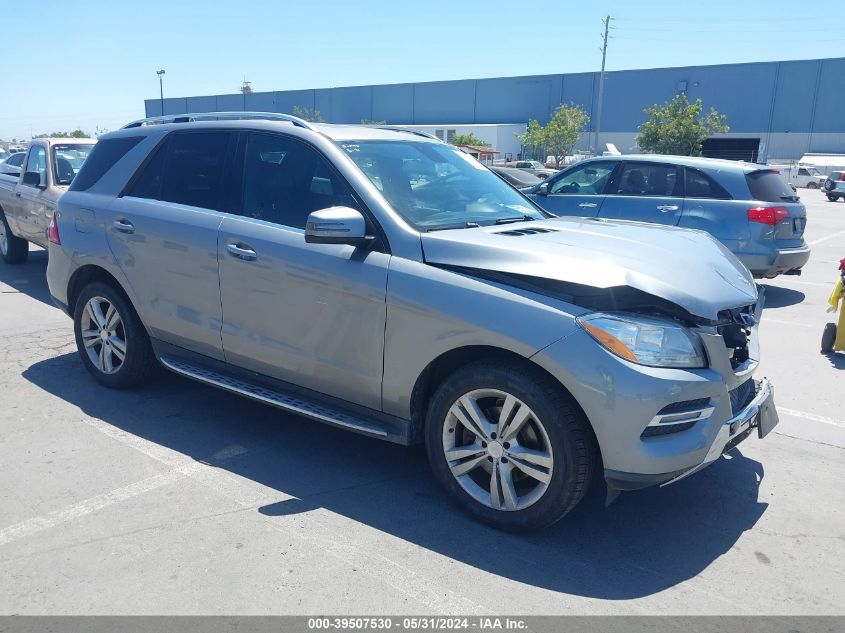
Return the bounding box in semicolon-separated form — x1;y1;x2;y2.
524;155;811;279
45;113;779;530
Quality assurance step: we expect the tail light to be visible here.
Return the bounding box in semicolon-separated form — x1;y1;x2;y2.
747;206;788;225
47;211;61;244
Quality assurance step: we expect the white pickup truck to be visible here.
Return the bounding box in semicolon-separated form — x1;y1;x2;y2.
0;137;95;263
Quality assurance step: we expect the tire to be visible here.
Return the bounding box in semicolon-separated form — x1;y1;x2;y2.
424;360;596;531
807;182;818;190
824;179;835;192
73;282;157;388
827;194;839;202
0;209;29;264
821;323;837;354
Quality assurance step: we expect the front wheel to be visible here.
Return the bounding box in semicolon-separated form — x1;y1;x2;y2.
73;282;157;388
807;182;818;190
821;323;837;354
0;210;28;264
424;361;596;531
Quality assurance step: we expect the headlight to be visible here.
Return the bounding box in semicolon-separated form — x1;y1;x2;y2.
576;313;706;368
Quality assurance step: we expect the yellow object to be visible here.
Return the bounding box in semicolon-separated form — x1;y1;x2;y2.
828;277;845;352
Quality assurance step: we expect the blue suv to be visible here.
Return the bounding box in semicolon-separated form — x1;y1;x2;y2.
524;155;810;278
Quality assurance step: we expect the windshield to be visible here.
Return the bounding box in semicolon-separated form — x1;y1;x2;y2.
339;140;547;230
807;167;821;176
52;144;95;185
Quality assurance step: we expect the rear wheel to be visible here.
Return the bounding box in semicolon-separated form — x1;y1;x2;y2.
821;323;837;354
807;182;818;190
73;282;157;388
424;361;595;531
0;210;28;264
827;194;839;202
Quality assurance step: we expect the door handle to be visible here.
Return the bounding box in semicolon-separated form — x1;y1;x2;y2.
656;205;679;212
578;202;598;208
112;219;135;234
226;242;257;261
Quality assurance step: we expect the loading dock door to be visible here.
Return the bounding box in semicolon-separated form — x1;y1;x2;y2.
701;138;760;162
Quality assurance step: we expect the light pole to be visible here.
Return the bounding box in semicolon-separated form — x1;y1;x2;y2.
593;15;612;154
156;69;166;115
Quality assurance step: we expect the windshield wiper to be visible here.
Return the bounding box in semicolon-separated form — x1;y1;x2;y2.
425;221;481;232
494;214;535;225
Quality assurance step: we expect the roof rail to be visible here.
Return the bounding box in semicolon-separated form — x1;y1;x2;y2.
121;111;316;130
375;126;443;142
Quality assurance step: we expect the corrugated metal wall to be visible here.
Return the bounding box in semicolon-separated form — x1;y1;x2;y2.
144;57;845;158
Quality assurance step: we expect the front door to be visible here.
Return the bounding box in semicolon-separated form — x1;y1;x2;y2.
15;145;51;243
599;161;684;225
218;132;389;410
108;131;233;360
527;160;615;217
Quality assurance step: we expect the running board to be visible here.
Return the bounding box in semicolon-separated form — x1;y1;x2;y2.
159;356;392;440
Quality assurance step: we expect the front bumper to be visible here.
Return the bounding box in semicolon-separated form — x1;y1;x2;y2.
605;378;778;490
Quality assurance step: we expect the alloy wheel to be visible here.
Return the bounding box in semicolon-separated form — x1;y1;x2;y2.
80;296;127;374
441;389;554;511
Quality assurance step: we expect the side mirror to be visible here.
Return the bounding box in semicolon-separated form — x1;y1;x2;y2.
23;171;44;188
537;182;550;196
305;207;372;248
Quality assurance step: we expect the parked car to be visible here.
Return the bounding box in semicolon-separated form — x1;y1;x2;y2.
0;137;96;263
0;151;26;177
823;170;845;202
46;113;778;531
508;160;556;179
524;155;810;279
789;165;826;189
489;165;543;188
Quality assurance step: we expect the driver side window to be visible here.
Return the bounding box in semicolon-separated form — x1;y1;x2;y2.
550;161;615;195
24;146;47;186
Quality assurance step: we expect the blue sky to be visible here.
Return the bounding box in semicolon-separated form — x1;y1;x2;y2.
1;0;840;140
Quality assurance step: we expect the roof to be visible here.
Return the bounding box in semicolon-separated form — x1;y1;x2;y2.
581;153;767;173
457;144;497;155
35;137;97;146
799;154;845;167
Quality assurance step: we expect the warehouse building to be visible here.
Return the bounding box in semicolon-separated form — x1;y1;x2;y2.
145;57;845;163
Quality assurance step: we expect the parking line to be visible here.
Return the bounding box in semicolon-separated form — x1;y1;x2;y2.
0;463;204;546
808;229;845;246
779;407;845;429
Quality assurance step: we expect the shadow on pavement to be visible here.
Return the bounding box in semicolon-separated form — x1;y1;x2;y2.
760;284;805;309
823;352;845;369
0;249;53;307
23;351;768;601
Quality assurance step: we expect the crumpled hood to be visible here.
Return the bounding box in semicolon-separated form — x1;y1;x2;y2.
421;217;758;321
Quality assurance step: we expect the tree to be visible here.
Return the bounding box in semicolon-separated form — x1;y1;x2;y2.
516;104;589;168
451;133;489;147
34;129;91;139
292;106;324;122
637;94;729;156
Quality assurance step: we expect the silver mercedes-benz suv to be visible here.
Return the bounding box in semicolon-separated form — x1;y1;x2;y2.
45;112;779;530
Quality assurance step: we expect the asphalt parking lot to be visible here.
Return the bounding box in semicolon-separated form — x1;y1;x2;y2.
1;191;843;615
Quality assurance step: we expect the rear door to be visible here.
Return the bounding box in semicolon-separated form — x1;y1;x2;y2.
598;161;684;225
527;160;615;217
108;131;233;360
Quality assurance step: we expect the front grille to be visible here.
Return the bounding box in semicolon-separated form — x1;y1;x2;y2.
729;379;756;416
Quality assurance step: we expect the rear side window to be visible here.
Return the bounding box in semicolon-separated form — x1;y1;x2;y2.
685;169;731;199
746;170;796;203
609;162;681;197
69;137;143;191
127;132;232;210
